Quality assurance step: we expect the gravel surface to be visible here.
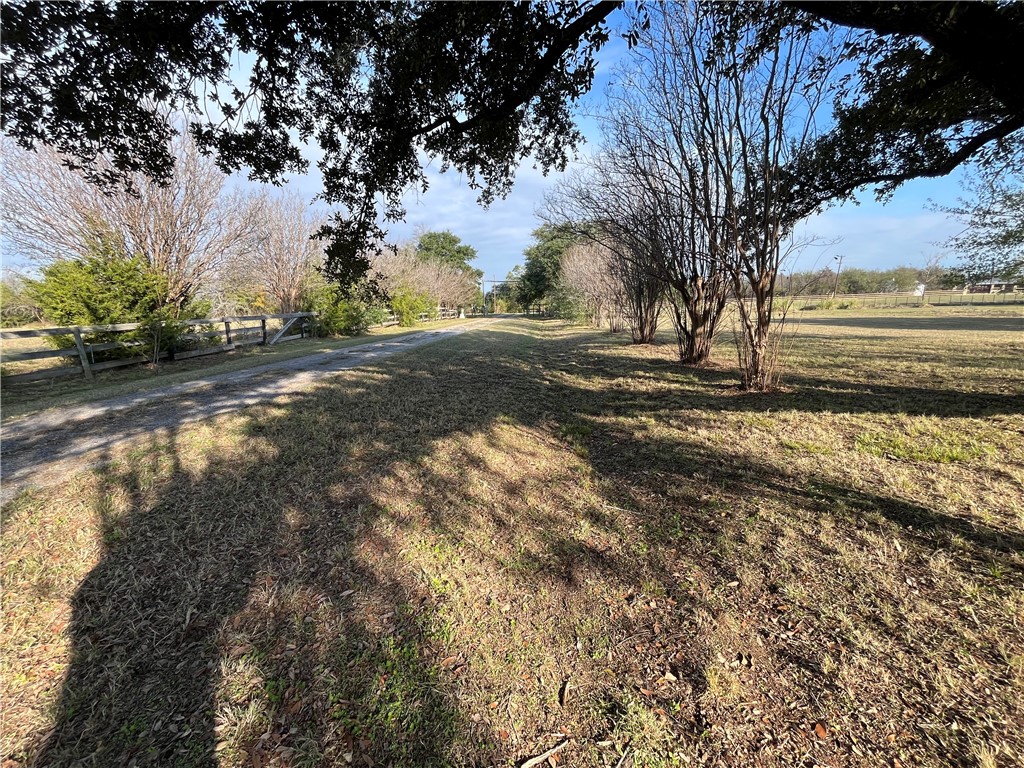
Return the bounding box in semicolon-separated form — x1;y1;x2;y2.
0;321;493;503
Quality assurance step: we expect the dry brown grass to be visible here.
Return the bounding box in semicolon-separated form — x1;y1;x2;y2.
2;308;1022;767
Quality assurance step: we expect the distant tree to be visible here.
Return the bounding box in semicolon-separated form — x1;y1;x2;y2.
835;268;875;295
0;271;42;326
559;242;623;330
516;225;578;308
916;254;953;290
373;244;479;311
490;266;523;312
415;231;482;276
936;174;1024;284
232;191;326;313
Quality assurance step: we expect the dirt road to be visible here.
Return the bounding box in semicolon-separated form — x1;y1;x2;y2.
0;321;493;503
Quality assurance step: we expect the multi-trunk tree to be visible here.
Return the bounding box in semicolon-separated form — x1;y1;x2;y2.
1;134;261;314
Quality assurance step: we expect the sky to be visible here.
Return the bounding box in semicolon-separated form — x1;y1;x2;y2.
262;27;969;283
2;15;971;282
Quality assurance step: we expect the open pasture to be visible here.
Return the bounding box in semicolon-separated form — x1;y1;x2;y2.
2;307;1021;767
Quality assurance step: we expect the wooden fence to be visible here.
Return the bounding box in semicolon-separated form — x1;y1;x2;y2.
0;313;315;384
379;307;462;327
782;289;1023;310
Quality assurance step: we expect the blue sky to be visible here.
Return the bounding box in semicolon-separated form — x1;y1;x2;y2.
349;29;966;281
2;20;970;281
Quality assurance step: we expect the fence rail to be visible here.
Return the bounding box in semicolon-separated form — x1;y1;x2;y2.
1;307;472;385
781;289;1023;310
0;313;315;384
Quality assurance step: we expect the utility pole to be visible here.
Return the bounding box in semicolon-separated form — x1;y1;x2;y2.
832;254;845;298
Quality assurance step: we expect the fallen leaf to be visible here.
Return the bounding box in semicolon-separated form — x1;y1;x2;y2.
813;722;827;739
439;655;460;669
229;643;253;658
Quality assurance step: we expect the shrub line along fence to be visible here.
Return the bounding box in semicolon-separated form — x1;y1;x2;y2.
1;307;468;384
0;312;315;384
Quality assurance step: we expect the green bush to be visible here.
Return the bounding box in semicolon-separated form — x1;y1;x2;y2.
25;239;207;362
304;281;388;335
30;252;166;328
336;296;388;334
547;281;589;324
390;287;435;326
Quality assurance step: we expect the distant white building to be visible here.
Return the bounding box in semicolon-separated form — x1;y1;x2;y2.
967;279;1019;294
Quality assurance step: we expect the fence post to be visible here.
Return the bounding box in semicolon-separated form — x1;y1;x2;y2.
261;318;268;345
224;320;233;346
71;327;94;380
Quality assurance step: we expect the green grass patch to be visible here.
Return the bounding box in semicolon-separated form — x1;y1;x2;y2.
855;424;993;463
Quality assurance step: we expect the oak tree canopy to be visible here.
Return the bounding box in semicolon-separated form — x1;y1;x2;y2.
4;1;1023;286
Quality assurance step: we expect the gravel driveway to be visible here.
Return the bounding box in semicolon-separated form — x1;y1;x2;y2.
0;321;493;503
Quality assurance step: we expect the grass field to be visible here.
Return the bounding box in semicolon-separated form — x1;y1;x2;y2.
2;307;1022;767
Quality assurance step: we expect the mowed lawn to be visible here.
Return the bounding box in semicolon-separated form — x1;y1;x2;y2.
2;308;1022;767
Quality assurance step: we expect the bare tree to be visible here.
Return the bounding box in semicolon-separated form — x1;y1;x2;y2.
1;132;260;313
372;244;479;309
622;2;838;388
233;191;326;313
544;129;723;356
560;241;622;330
608;239;664;343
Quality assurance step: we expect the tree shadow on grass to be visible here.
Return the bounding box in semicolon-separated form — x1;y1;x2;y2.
28;334;540;765
558;343;1024;418
30;324;649;767
793;315;1024;333
19;320;1023;767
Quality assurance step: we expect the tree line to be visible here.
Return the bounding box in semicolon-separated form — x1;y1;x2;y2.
0;134;483;333
499;3;1022;391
